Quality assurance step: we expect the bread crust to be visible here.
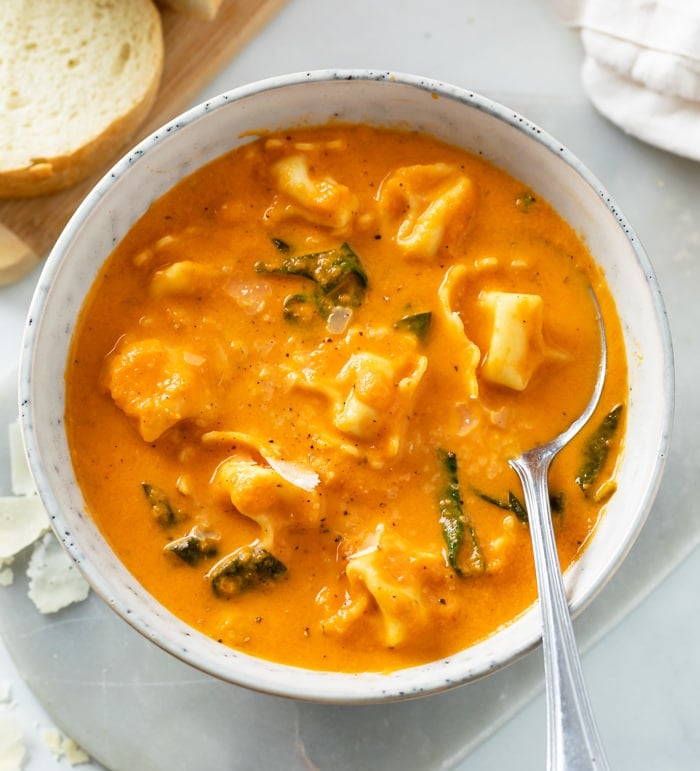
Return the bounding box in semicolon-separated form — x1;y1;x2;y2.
0;1;164;199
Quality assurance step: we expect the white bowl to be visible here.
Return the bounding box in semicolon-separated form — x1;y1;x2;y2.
19;70;674;704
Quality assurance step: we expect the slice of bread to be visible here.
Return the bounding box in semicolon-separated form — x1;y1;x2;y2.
0;0;164;198
158;0;224;20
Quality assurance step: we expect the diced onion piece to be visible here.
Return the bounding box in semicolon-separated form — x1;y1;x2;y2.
182;351;206;367
225;279;271;314
326;306;353;335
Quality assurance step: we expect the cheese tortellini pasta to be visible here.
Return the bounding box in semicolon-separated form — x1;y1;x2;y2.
377;162;476;259
106;338;216;442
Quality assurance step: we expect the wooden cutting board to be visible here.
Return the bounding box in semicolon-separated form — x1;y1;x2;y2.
0;0;288;286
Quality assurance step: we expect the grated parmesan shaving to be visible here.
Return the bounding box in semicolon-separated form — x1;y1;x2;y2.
41;728;91;766
1;417;91;613
0;496;49;562
26;534;90;614
0;424;93;771
0;705;25;771
263;456;320;492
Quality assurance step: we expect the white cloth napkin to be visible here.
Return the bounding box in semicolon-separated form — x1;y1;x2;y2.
552;0;700;161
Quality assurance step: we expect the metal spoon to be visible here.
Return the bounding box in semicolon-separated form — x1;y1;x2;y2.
509;288;611;771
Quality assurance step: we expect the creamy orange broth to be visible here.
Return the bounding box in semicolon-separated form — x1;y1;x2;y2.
65;124;626;673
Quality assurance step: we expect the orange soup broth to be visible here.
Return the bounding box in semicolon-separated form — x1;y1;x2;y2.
66;124;627;672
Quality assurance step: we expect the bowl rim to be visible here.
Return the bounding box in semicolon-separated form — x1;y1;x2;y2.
19;69;675;704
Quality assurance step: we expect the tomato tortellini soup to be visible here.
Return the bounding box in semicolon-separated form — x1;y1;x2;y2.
66;124;627;672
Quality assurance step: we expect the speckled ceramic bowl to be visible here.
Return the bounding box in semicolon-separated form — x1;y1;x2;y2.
19;70;673;704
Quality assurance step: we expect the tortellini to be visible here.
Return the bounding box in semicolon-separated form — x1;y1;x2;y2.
435;264;481;399
106;338;214;442
269;154;360;231
479;290;568;391
334;350;427;446
212;455;324;547
323;530;453;647
287;332;428;466
376;163;476;259
150;260;225;298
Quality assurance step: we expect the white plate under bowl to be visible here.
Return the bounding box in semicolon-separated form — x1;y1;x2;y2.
18;70;673;704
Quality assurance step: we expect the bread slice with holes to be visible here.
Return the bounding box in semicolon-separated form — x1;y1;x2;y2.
0;0;164;198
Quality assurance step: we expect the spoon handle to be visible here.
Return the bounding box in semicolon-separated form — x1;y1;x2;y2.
510;447;611;771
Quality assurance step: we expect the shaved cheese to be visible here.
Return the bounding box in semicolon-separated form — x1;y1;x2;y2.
0;496;49;561
202;430;320;491
26;533;90;614
0;705;25;771
7;422;34;497
2;417;91;614
40;729;63;756
263;457;320;492
41;728;91;766
61;737;92;766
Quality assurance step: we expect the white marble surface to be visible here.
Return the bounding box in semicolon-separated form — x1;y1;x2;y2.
1;0;698;768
